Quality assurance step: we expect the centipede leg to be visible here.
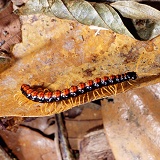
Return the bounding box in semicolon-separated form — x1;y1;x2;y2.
86;92;90;102
82;93;86;104
127;80;133;86
100;88;105;97
121;83;124;92
54;102;58;113
67;99;73;109
58;101;64;113
15;92;26;105
108;86;115;95
78;96;81;105
40;104;45;115
113;84;118;96
62;100;70;111
19;98;28;106
45;103;50;114
95;89;101;97
92;90;101;100
102;87;112;95
48;103;52;115
69;97;74;106
73;96;78;106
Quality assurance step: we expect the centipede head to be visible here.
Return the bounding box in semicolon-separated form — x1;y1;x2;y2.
126;72;137;80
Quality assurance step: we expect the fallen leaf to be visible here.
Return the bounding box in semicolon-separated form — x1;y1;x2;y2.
111;1;160;21
0;14;159;117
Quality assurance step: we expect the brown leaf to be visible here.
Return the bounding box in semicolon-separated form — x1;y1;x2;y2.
101;83;160;159
0;126;58;159
0;2;21;52
0;0;10;12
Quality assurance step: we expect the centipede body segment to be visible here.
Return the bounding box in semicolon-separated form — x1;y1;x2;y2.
21;72;137;103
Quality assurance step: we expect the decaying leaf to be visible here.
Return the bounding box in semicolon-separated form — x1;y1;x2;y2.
0;14;159;117
0;1;21;52
0;0;10;12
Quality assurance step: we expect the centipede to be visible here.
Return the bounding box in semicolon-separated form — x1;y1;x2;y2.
21;72;137;103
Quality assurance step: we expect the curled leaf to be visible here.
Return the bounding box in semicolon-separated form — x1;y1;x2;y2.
111;1;160;21
15;0;133;37
132;19;159;40
93;3;133;38
111;1;160;39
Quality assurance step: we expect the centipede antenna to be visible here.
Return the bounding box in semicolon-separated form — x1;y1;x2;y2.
44;88;50;92
14;92;20;101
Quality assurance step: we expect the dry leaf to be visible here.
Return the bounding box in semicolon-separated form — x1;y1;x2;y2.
15;0;160;40
111;1;160;21
0;14;159;117
15;0;133;37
